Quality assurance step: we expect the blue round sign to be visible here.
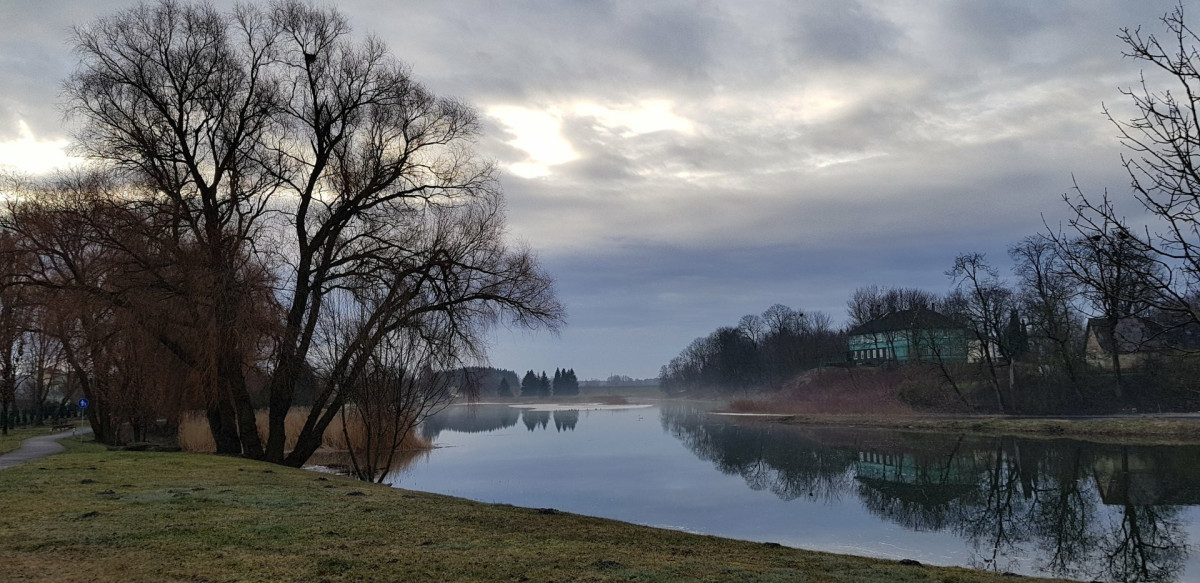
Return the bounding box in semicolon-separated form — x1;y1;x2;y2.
78;398;90;409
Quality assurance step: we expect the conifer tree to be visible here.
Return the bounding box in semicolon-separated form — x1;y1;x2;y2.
521;370;539;397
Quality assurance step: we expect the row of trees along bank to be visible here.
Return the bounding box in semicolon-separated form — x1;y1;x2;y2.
516;369;580;397
0;1;563;477
661;6;1200;415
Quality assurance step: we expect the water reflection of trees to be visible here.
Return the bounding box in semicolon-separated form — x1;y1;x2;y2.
660;404;856;501
420;405;520;440
553;410;578;431
421;405;582;438
660;405;1195;582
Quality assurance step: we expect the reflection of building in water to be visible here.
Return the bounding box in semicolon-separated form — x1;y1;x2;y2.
853;449;983;532
855;450;982;485
1091;448;1200;506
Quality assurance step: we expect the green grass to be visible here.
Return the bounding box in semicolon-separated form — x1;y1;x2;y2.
0;437;1074;582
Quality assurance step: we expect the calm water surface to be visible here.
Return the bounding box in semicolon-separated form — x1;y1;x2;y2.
390;403;1200;582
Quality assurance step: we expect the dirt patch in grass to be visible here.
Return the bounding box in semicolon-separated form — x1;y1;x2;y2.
0;439;1073;582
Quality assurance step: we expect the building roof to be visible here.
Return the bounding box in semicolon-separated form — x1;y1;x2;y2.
847;308;963;336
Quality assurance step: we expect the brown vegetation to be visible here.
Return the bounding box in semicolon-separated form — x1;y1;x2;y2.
728;369;917;416
177;409;428;455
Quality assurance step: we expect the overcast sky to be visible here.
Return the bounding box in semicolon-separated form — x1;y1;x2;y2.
0;1;1185;379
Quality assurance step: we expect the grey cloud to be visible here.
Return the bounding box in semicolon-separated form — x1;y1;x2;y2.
789;2;900;65
0;0;1189;380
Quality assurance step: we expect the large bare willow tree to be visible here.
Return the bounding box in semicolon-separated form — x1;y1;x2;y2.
32;0;562;464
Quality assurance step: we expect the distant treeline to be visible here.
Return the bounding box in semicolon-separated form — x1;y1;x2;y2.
580;375;659;387
659;304;845;395
519;369;579;397
443;367;591;398
659;244;1200;414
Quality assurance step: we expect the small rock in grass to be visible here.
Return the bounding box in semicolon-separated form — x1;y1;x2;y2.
898;559;922;566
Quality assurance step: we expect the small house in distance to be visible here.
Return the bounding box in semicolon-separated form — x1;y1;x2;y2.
1085;317;1200;369
847;308;967;365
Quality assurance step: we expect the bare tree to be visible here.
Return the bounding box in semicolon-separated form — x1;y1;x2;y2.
1064;4;1200;335
948;253;1015;413
1009;235;1086;397
0;232;31;435
41;1;561;463
846;285;940;328
1050;222;1161;395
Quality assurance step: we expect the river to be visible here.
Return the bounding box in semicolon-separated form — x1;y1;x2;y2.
388;402;1200;582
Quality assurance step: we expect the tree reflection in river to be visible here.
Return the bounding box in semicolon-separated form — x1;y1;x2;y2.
661;404;856;501
522;410;550;431
659;404;1194;581
553;410;579;431
420;404;520;440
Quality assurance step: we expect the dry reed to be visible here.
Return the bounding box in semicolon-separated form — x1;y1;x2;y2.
177;408;429;454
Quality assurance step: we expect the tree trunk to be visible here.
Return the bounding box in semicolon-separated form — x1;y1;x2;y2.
264;351;300;463
207;402;240;455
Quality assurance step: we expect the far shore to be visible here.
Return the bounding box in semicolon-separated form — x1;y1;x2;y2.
452;395;1200;444
752;411;1200;444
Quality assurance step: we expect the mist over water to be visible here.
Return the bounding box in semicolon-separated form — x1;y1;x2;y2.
395;403;1200;582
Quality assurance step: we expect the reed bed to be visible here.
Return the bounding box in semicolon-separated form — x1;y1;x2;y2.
177;408;429;454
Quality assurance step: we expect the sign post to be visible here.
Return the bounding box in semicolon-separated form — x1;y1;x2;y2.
76;398;89;438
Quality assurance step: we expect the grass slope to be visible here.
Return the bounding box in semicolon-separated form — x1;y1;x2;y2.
0;438;1071;583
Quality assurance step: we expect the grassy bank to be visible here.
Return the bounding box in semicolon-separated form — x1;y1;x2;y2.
0;438;1070;582
770;413;1200;443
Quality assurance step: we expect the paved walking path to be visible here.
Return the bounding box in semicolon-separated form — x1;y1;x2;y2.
0;427;93;470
